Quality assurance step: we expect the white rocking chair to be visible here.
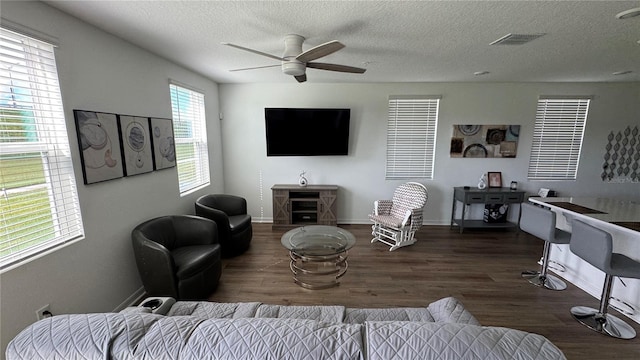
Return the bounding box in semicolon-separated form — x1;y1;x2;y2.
369;182;428;251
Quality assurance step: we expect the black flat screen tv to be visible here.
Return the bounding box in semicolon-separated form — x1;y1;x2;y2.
265;108;350;156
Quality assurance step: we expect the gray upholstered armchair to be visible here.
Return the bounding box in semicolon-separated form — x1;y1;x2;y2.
195;194;252;257
131;215;222;300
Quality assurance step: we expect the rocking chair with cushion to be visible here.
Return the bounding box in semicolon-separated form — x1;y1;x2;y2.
369;182;428;251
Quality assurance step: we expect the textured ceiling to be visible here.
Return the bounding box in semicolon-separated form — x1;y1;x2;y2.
42;0;640;84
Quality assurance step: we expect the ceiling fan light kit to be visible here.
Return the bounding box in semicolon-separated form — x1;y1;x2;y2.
223;34;366;83
282;61;305;76
282;34;306;76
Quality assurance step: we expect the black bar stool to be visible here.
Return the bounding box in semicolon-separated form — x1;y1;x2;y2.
569;219;640;339
520;202;571;290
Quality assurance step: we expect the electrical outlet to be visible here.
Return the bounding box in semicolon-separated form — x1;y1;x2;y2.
35;304;51;321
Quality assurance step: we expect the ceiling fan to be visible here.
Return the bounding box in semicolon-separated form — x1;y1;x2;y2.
222;34;366;83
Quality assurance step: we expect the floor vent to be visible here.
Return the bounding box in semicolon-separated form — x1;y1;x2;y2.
490;33;545;45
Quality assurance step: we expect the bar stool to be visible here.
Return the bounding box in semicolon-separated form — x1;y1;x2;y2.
520;202;571;290
569;219;640;339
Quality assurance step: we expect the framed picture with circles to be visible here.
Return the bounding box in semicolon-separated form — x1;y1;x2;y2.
74;110;124;184
119;115;154;176
450;124;520;158
149;118;176;170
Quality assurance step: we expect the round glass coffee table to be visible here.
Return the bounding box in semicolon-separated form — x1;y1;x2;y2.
281;225;356;290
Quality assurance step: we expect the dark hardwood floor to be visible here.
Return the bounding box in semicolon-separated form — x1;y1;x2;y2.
210;224;640;359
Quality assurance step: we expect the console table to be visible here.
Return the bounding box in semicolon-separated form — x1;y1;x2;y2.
272;184;338;229
450;187;525;233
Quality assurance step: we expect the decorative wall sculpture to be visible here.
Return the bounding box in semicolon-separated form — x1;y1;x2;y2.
450;125;520;158
601;126;639;183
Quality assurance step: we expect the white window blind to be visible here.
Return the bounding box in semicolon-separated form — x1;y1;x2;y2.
386;96;440;179
1;27;84;269
169;82;210;195
527;97;591;181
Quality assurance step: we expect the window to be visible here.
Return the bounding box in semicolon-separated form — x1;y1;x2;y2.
169;82;210;195
1;27;84;269
528;96;591;180
386;95;440;179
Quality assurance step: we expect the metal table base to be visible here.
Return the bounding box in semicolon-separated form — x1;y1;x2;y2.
288;249;349;290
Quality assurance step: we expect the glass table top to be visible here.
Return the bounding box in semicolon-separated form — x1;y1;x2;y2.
281;225;356;256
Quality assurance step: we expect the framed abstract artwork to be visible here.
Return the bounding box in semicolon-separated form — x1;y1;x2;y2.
149;117;176;170
119;115;154;176
450;125;520;158
74;110;124;184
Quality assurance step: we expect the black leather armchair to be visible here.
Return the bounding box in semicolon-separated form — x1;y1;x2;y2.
195;194;252;257
131;215;222;300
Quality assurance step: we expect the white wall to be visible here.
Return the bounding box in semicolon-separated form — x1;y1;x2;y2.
219;82;639;224
0;1;223;354
2;0;639;356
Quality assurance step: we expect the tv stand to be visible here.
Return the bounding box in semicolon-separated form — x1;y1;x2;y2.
271;184;338;229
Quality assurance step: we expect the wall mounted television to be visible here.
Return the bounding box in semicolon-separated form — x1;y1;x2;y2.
265;108;350;156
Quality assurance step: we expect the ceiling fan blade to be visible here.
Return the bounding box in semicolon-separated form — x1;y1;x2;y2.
229;64;281;72
307;62;366;74
221;42;284;61
294;74;307;83
296;40;345;63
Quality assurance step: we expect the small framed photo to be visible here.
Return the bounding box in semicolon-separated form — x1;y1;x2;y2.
488;172;503;188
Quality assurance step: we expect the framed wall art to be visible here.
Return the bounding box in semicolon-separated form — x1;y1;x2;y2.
450;125;520;158
119;115;154;176
149;117;176;170
74;110;124;184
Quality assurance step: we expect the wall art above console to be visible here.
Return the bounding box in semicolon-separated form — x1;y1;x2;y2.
450;124;520;158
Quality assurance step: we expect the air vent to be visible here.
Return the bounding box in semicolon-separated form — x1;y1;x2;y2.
490;33;545;45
